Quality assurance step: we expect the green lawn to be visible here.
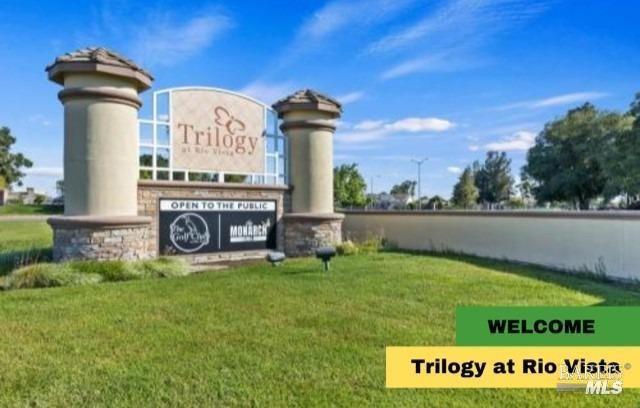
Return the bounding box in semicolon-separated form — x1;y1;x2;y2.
0;203;62;215
0;250;639;406
0;220;52;274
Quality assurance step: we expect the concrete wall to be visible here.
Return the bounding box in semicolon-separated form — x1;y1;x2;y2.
342;211;640;281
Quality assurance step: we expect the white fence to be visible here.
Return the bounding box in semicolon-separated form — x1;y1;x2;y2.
342;211;640;281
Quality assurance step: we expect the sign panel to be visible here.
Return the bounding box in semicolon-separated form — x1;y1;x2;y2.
171;89;266;173
159;199;277;255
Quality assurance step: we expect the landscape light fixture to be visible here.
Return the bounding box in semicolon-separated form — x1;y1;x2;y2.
267;251;286;267
411;157;428;210
315;247;336;272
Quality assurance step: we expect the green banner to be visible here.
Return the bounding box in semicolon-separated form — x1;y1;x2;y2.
456;307;640;346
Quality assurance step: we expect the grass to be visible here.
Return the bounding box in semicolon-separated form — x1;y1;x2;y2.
0;252;639;406
0;221;190;289
0;220;52;274
1;257;191;290
0;203;62;216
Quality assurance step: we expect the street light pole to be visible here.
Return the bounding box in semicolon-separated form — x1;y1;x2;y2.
411;158;428;210
368;174;380;210
370;174;380;195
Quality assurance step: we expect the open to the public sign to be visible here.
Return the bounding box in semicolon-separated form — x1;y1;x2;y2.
159;199;277;255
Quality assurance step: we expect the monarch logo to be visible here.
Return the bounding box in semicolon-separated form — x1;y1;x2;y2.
585;380;623;395
229;219;271;243
169;213;210;253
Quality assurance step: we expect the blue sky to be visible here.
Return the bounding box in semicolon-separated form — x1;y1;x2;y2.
1;0;639;197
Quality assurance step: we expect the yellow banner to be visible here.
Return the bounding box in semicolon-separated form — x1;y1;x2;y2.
386;347;640;389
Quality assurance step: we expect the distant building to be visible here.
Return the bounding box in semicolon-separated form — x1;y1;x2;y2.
369;192;414;210
2;187;49;205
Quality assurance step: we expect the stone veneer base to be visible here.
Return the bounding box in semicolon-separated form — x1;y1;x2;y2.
48;216;152;262
283;213;344;257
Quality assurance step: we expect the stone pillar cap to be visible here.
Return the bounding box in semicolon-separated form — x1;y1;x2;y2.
273;89;342;119
46;47;153;91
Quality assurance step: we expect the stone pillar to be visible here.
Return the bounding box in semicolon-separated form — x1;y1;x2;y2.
273;89;344;256
45;47;154;261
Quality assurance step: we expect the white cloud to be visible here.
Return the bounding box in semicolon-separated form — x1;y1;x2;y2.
270;0;414;69
337;129;389;144
369;0;546;54
380;51;466;79
131;11;232;66
447;166;463;174
334;153;357;161
370;0;547;79
386;117;455;132
238;81;296;104
28;114;52;127
468;145;480;151
335;120;351;130
484;131;536;151
337;91;365;104
338;116;455;144
298;0;414;42
354;120;385;131
24;167;63;177
495;92;609;110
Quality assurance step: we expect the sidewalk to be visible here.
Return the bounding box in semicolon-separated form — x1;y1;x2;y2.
0;215;50;222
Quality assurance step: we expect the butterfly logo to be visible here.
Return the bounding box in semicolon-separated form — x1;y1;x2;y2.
214;106;246;135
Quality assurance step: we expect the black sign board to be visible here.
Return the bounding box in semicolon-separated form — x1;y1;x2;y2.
159;199;277;255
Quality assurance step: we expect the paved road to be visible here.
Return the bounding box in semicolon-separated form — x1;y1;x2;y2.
0;215;51;222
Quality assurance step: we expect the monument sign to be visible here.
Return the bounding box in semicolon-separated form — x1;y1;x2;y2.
159;198;277;255
46;47;343;262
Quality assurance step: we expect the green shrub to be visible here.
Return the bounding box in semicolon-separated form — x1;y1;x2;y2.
6;264;65;289
336;240;359;256
135;257;190;278
2;263;103;290
0;247;52;276
0;257;193;291
336;237;383;256
68;260;144;281
358;237;383;254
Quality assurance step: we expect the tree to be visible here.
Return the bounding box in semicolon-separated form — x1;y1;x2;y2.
34;194;46;205
601;94;640;206
451;166;478;209
0;127;32;187
390;180;416;197
333;163;368;208
474;151;513;208
522;103;626;210
517;171;535;205
56;179;64;197
629;92;640;118
426;195;448;210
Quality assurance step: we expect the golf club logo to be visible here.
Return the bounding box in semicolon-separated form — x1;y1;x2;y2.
169;213;210;253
